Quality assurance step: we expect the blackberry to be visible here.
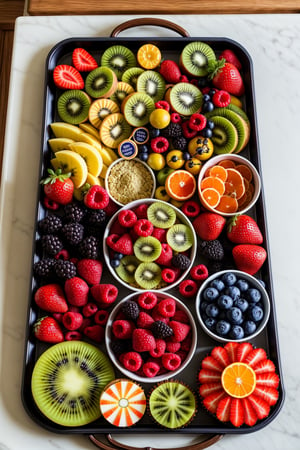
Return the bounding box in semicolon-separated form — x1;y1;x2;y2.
201;240;225;261
171;253;191;270
54;259;76;280
162;122;182;138
172;136;188;151
63;202;85;223
84;209;107;227
61;222;84;246
111;339;131;355
151;320;173;339
41;234;63;256
121;300;140;320
33;258;55;278
78;236;99;259
38;215;62;235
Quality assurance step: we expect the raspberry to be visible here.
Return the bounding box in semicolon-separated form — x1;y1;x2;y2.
149;338;166;358
38;215;63;234
162;353;181;371
155;100;170;111
181;334;192;352
150;136;169;153
90;283;118;308
142;361;160;377
44;196;59;210
152;310;169;325
188;113;207;131
82;302;98;317
103;197;119;217
118;209;137;228
62;311;83;331
212;89;231;108
182;121;197;139
173;309;190;324
170;113;182;124
41;234;63;256
121;300;140;320
84;185;109;209
151;320;173;339
132;329;156;352
94;309;109;326
137;312;155;329
179;279;198;298
112;320;135;339
55;249;70;261
165;340;181;353
137;292;158;310
155;243;173;266
157;298;176;318
65;331;82;341
134;203;148;219
121;352;143;372
83;324;105;343
134;219;154;237
106;233;133;255
169;320;191;342
152;227;167;242
79;317;91;332
181;200;201;218
190;264;209;282
172;253;191;270
161;267;177;283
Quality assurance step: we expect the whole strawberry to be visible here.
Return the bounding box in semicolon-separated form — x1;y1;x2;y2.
77;258;103;285
34;316;64;343
41;168;74;205
219;49;242;71
208;60;245;96
159;60;182;83
192;212;226;241
34;284;68;313
64;276;89;306
227;215;263;244
232;244;267;275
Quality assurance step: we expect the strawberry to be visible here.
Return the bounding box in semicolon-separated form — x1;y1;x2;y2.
77;258;103;285
199;382;223;397
192;212;226;241
219;49;242;71
247;394;270;420
84;185;110;209
224;341;239;363
253;386;279;406
90;283;118;308
106;233;133;255
229;398;244;427
253;358;276;374
64;276;89;306
232;244;267;275
216;395;232;422
72;48;98;72
169;321;191;342
155;243;173;266
34;284;68;313
209;60;245;96
33;316;64;343
41;168;74;205
241;398;258;426
256;372;280;389
211;346;231;368
159;60;182;83
203;391;226;414
53;64;84;90
62;311;83;330
198;369;222;384
244;347;267;367
132;328;156;352
201;355;224;373
236;342;253;362
227;214;263;244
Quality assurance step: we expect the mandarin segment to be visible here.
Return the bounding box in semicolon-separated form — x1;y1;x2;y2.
200;176;225;195
218;159;236;169
224;168;245;200
137;44;162;69
235;164;253;182
208;165;228;182
215;195;238;213
201;188;221;208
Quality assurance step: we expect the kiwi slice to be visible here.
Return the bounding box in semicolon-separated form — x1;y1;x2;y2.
227;103;250;125
166;224;194;252
110;81;135;106
180;41;216;77
101;45;136;80
149;380;197;429
134;236;162;262
209;115;239;154
115;255;140;284
123;92;155;127
85;67;118;99
147;202;176;229
122;67;144;89
57;90;91;125
136;70;166;103
89;98;120;128
100;112;132;148
31;341;115;427
134;262;162;289
169;83;203;116
206;108;250;153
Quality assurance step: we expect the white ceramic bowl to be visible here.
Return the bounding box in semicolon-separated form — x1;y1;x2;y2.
195;269;270;343
105;291;197;383
198;154;261;217
103;198;197;292
105;158;156;207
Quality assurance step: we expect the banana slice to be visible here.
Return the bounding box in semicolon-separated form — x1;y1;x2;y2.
51;150;88;188
48;137;75;153
69;142;103;178
73;172;102;201
50;122;84;141
79;123;101;140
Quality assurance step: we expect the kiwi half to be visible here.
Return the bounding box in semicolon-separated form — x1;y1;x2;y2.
57;90;91;125
166;224;194;252
134;236;162;262
149;380;197;429
134;262;162;289
209;115;239;154
100;112;132;148
85;67;118;99
136;70;166;103
147;202;176;229
115;255;140;284
123;92;155;127
180;41;216;77
169;83;203;116
110;81;135;106
31;341;115;427
88;98;120;129
101;45;136;80
122;67;144;89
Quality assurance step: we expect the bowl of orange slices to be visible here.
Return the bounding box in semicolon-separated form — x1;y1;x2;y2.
197;154;261;217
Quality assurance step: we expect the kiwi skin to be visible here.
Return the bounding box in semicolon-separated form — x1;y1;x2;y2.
209;115;239;154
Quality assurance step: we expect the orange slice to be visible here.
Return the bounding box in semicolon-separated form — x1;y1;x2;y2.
215;195;238;213
218;159;236;169
224;168;245;200
221;362;256;398
200;176;225;195
201;188;221;208
208;165;228;182
165;169;196;201
235;164;253;182
137;44;161;69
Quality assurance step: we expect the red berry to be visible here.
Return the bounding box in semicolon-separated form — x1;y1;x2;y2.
157;297;176;318
179;75;189;83
91;283;118;308
219;49;242;71
118;209;137;228
142;361;160;377
152;227;167;242
182;121;197;139
170;112;182;124
103;197;119;217
132;329;156;352
159;60;181;83
181;200;201;218
82;302;98;317
53;64;84;89
155;243;173;266
106;233;133;255
161;353;181;371
65;331;82;341
190;264;209;282
54;249;70;261
62;311;83;330
161;267;176;283
121;351;143;372
150;136;169;153
137;291;158;310
84;185;109;209
137;312;155;329
179;279;198;298
33;316;64;343
169;320;191;342
134;203;148;218
72;47;98;72
34;284;68;313
212;90;231;108
94;309;109;326
77;258;103;285
188;113;207;131
155;100;170;111
165;340;181;353
112;319;135;339
64;277;89;307
83;324;105;343
43;196;60;210
173;309;190;324
149;339;166;358
134;219;154;237
42;168;74;205
192;212;226;241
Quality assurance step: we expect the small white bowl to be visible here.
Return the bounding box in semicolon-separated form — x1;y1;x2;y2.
105;291;197;384
195;269;270;343
105;158;156;207
198;154;261;217
103;198;197;292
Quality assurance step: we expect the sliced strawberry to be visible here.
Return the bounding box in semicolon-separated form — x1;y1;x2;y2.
236;342;253;362
72;48;98;72
248;394;270;420
256;372;280;389
199;382;223;398
224;341;239;363
53;64;84;89
244;347;267;367
198;369;222;384
201;355;224;373
241;398;258;426
216;395;232;422
211;346;230;368
253;358;276;375
203;391;226;414
253;386;279;406
229;398;244;427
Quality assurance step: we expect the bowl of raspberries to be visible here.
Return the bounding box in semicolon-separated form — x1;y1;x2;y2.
195;269;270;343
105;291;197;383
103;199;197;292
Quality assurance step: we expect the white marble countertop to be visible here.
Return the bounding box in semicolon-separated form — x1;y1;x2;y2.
1;13;300;450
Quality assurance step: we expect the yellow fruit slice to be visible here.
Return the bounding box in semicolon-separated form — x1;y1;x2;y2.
79;123;101;140
68;142;103;177
51;150;88;188
50;122;84;140
48;137;74;153
99;163;108;179
78;133;117;166
73;172;101;201
137;44;161;69
221;362;256;398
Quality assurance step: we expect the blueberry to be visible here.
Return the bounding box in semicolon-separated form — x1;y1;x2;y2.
210;278;225;292
216;320;231;336
114;252;124;260
229;325;244;340
149;127;160;138
234;297;249;313
183;152;191;161
221;272;237;286
110;258;120;268
206;120;215;130
236;278;249;292
203;94;211;102
203;287;219;302
257;279;266;289
204;317;216;330
248;305;264;322
243;320;257;335
205;303;219;318
139;144;149;153
224;286;241;301
201;128;213;138
200;301;209;312
202;101;214;113
227;306;243;324
139;152;148;162
246;288;262;303
217;294;233;310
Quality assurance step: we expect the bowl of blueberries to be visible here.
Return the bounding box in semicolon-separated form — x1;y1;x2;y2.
195;270;270;343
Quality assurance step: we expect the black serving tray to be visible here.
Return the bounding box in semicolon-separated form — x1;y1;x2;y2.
21;18;285;441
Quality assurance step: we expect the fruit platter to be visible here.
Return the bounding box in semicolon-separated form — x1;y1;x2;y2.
21;18;284;440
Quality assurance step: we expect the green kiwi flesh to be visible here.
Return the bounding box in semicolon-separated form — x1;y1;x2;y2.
134;262;162;289
101;45;136;80
57;90;91;125
166;224;194;252
134;236;162;262
31;341;115;427
147;202;176;229
136;70;166;103
149;381;197;429
85;67;117;98
209;115;239;154
115;255;140;284
123;92;155;127
110;82;135;106
180;41;216;77
169;83;203;116
122;67;144;89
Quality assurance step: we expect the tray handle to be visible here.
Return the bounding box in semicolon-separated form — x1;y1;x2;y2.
110;18;190;38
89;433;224;450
